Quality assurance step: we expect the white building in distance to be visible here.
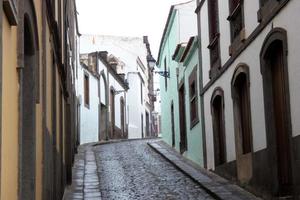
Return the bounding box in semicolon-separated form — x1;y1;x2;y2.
79;35;157;140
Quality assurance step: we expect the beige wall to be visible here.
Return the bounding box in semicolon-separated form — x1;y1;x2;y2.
0;0;78;199
1;14;19;200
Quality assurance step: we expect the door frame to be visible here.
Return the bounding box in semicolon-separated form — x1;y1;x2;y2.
260;27;294;196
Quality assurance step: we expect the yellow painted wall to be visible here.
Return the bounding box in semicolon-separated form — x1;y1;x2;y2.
34;0;43;199
1;15;19;200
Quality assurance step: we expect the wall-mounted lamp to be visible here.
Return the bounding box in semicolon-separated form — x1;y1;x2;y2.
147;56;170;78
154;71;170;78
147;56;156;71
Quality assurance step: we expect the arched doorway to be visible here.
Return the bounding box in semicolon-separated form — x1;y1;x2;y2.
110;87;115;139
20;9;38;200
260;28;293;196
211;88;226;167
231;64;253;183
99;73;108;140
120;97;125;137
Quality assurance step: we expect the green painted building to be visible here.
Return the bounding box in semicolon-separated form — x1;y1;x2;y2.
157;1;205;166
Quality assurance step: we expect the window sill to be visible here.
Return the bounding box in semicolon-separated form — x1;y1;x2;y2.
207;33;220;49
227;2;242;21
190;118;199;130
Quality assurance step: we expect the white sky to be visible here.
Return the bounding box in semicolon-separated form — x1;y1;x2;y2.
76;0;191;58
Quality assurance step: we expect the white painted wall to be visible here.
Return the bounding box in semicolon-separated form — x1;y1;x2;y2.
77;65;99;144
199;0;300;169
98;60;126;131
80;35;154;139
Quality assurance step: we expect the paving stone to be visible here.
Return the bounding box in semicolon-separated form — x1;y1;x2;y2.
65;139;217;200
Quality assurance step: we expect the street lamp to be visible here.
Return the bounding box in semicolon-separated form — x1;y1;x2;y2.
147;55;156;70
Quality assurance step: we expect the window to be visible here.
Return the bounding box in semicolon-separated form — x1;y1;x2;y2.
231;65;252;155
164;57;168;90
228;0;244;43
211;88;226;166
257;0;285;22
207;0;221;77
84;73;90;108
189;67;199;128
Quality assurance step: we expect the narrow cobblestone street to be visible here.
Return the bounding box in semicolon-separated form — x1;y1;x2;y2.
64;139;214;200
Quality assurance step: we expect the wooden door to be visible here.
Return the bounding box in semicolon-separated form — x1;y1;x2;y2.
212;96;226;166
270;43;292;193
179;85;187;153
120;99;125;135
110;89;115;139
146;112;150;137
171;103;175;147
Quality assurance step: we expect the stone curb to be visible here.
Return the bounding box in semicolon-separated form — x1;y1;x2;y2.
148;141;262;200
91;137;160;147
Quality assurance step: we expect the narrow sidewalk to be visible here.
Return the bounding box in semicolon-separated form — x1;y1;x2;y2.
148;140;261;200
63;144;102;200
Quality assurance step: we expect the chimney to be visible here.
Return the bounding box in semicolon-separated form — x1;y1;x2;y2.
88;52;97;73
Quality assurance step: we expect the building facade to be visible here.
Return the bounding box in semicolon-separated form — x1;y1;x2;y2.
80;35;156;139
0;0;79;199
78;51;128;144
173;36;205;166
157;0;206;166
196;0;300;198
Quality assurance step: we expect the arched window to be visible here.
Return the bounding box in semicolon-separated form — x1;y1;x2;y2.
260;28;292;194
211;88;226;166
231;64;252;155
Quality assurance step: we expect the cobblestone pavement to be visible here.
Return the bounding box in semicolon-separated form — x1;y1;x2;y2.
64;139;214;200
